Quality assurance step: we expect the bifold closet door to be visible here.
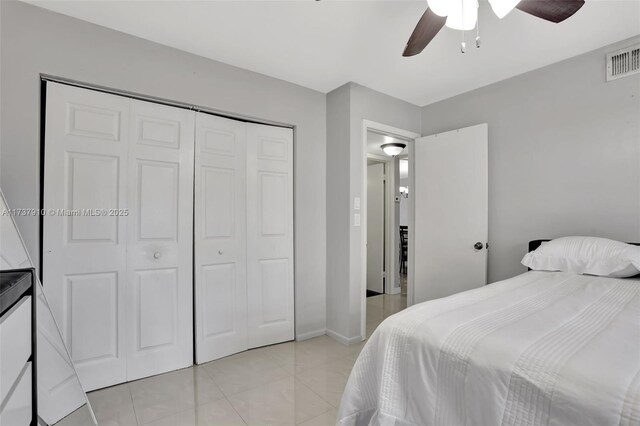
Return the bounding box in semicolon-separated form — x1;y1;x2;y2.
194;119;294;363
43;83;129;391
246;123;294;348
43;82;194;391
125;99;194;381
194;113;248;364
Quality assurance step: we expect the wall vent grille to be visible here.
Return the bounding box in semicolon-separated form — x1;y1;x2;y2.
606;44;640;82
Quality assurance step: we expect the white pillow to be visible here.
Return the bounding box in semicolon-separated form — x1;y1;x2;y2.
522;236;640;278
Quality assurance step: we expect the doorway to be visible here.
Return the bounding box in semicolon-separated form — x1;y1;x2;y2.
362;122;419;338
360;121;489;339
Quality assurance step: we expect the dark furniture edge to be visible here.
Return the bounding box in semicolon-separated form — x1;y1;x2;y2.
0;268;35;317
0;267;38;424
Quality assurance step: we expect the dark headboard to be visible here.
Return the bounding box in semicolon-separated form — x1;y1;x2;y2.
528;239;640;252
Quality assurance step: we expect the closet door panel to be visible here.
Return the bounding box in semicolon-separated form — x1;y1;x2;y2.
246;124;294;348
203;167;235;238
202;264;235;337
125;100;194;381
195;113;248;364
136;161;179;240
43;82;129;391
136;268;178;349
66;272;119;363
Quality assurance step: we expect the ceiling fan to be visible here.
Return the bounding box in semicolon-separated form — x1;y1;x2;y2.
403;0;585;56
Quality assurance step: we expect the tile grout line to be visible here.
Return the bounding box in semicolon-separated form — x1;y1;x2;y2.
294;375;340;413
224;395;250;426
295;355;358;410
296;407;339;426
129;369;225;425
126;384;143;426
201;360;295;399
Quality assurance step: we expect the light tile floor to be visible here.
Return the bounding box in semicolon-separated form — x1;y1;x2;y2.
81;294;406;426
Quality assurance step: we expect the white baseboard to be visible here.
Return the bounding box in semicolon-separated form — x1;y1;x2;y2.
386;286;401;295
326;329;364;345
296;328;326;341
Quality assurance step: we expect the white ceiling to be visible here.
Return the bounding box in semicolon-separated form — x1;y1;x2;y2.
23;0;640;106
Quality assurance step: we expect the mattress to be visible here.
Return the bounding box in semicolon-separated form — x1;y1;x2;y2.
337;271;640;426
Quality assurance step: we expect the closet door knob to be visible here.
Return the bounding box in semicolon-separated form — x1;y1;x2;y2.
473;242;483;250
218;249;224;255
154;252;161;259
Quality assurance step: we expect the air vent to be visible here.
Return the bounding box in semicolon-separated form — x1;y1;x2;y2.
606;44;640;82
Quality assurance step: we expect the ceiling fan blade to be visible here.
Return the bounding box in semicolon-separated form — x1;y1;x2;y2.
515;0;585;23
403;8;446;57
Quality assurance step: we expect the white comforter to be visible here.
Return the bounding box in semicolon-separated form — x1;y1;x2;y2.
338;272;640;426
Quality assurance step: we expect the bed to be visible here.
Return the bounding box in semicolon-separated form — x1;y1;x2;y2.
337;240;640;426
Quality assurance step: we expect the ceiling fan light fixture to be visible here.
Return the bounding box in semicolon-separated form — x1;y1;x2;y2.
381;142;406;157
489;0;521;19
403;0;584;58
445;0;478;31
426;0;450;17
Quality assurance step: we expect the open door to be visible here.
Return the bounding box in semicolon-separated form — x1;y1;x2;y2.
413;123;488;304
367;162;385;295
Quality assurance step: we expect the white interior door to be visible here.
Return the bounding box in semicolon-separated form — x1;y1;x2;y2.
194;113;248;364
44;83;195;390
366;163;385;294
125;99;194;381
43;83;129;391
413;123;488;304
246;123;294;348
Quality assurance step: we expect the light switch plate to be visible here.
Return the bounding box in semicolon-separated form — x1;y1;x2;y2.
354;213;361;226
354;197;360;211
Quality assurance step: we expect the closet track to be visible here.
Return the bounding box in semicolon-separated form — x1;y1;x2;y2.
40;75;294;130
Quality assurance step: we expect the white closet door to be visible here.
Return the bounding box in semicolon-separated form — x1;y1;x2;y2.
194;113;248;364
246;123;294;348
43;83;129;391
125;100;194;381
44;83;195;390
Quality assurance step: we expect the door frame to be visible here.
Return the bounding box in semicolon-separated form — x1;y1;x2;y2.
396;152;409;298
39;75;299;355
361;120;420;338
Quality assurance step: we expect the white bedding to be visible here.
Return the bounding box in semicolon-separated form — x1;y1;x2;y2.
337;271;640;426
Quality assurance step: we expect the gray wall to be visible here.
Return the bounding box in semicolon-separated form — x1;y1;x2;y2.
348;83;421;338
326;82;421;341
326;84;351;339
421;36;640;283
0;0;327;339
